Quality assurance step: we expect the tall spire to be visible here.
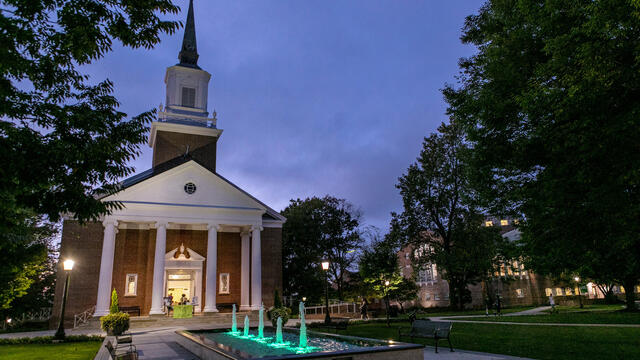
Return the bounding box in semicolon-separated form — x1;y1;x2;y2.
178;0;199;68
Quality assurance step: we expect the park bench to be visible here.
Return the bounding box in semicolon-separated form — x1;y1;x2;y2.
105;339;137;359
119;306;141;317
398;319;453;353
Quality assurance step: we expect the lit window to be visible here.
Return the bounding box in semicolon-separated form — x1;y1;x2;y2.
500;220;509;226
405;253;409;259
485;221;493;227
434;294;441;300
181;87;196;107
620;286;625;293
424;293;431;301
636;286;640;293
545;288;552;297
555;288;563;296
565;287;573;296
125;274;138;296
515;289;524;298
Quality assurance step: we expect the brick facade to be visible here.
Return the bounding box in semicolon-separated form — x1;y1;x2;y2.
51;222;282;328
50;220;104;328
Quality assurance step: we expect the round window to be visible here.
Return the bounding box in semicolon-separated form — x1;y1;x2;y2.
184;182;196;194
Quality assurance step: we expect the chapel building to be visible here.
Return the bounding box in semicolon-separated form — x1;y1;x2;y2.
51;0;285;326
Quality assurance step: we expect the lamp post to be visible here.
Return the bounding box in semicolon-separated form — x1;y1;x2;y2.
321;260;331;324
574;276;583;309
384;280;391;327
54;259;74;340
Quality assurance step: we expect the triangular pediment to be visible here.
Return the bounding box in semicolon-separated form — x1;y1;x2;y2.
102;160;272;214
166;244;205;261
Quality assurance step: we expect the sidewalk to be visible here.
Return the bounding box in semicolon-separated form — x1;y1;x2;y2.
422;347;531;359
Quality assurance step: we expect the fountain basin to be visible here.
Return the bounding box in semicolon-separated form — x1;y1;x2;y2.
176;327;423;360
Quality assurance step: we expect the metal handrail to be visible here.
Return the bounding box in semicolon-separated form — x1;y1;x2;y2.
73;306;95;328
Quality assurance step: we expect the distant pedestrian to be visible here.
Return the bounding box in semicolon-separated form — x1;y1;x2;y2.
549;294;556;314
360;298;369;320
495;295;502;316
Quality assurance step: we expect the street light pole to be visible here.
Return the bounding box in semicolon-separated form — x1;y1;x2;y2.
322;260;331;324
384;280;390;327
55;259;74;340
575;276;583;309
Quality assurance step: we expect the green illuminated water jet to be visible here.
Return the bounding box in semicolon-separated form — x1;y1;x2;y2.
231;304;237;333
298;301;307;348
258;302;264;338
243;315;250;337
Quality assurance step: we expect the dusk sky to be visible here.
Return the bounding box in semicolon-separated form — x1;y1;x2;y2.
84;0;481;232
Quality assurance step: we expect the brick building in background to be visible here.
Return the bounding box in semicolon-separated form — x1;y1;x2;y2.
398;218;634;310
50;1;285;327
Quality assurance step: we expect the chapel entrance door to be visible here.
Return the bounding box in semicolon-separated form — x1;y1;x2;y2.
166;270;194;303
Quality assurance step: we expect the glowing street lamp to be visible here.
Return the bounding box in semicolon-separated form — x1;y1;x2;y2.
321;260;331;324
55;259;74;340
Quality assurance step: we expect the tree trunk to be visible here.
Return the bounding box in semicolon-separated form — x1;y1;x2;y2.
623;277;637;311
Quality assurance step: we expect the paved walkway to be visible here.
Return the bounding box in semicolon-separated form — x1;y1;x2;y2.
422;347;530;359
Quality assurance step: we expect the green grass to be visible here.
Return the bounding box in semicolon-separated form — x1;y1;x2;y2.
543;304;626;313
390;305;536;318
311;321;640;360
446;310;640;324
0;341;102;360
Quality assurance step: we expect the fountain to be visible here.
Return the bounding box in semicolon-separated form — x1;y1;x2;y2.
180;300;422;359
231;304;238;333
258;303;264;339
298;301;307;348
243;315;250;337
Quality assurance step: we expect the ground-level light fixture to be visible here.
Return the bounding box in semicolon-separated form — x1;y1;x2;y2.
574;276;580;282
385;280;390;287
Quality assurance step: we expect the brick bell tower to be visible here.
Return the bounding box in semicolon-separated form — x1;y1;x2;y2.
149;0;222;171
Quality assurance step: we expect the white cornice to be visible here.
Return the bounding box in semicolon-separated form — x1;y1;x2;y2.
149;121;223;147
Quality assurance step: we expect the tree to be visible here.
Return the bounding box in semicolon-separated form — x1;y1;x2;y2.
444;0;640;310
358;234;409;326
0;1;180;309
0;218;56;312
281;196;363;302
388;278;419;313
391;122;508;310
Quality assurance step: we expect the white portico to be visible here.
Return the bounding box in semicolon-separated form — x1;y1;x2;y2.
92;158;283;317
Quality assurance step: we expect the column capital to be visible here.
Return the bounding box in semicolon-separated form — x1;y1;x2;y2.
155;220;168;229
102;219;118;228
207;223;220;231
240;230;251;237
251;225;263;232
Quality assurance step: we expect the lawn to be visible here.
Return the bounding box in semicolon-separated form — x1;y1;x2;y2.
543;304;626;313
310;321;640;360
446;310;640;324
0;341;102;360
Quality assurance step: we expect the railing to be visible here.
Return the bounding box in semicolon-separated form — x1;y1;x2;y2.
10;307;52;325
74;306;95;328
304;301;358;315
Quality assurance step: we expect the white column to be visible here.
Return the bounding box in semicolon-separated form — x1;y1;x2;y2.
251;225;263;310
240;230;251;311
94;220;118;317
204;223;219;313
149;221;167;315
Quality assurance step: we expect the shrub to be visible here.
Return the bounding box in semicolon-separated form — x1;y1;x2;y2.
274;289;283;308
100;312;129;336
268;307;290;327
0;335;104;345
110;289;119;314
